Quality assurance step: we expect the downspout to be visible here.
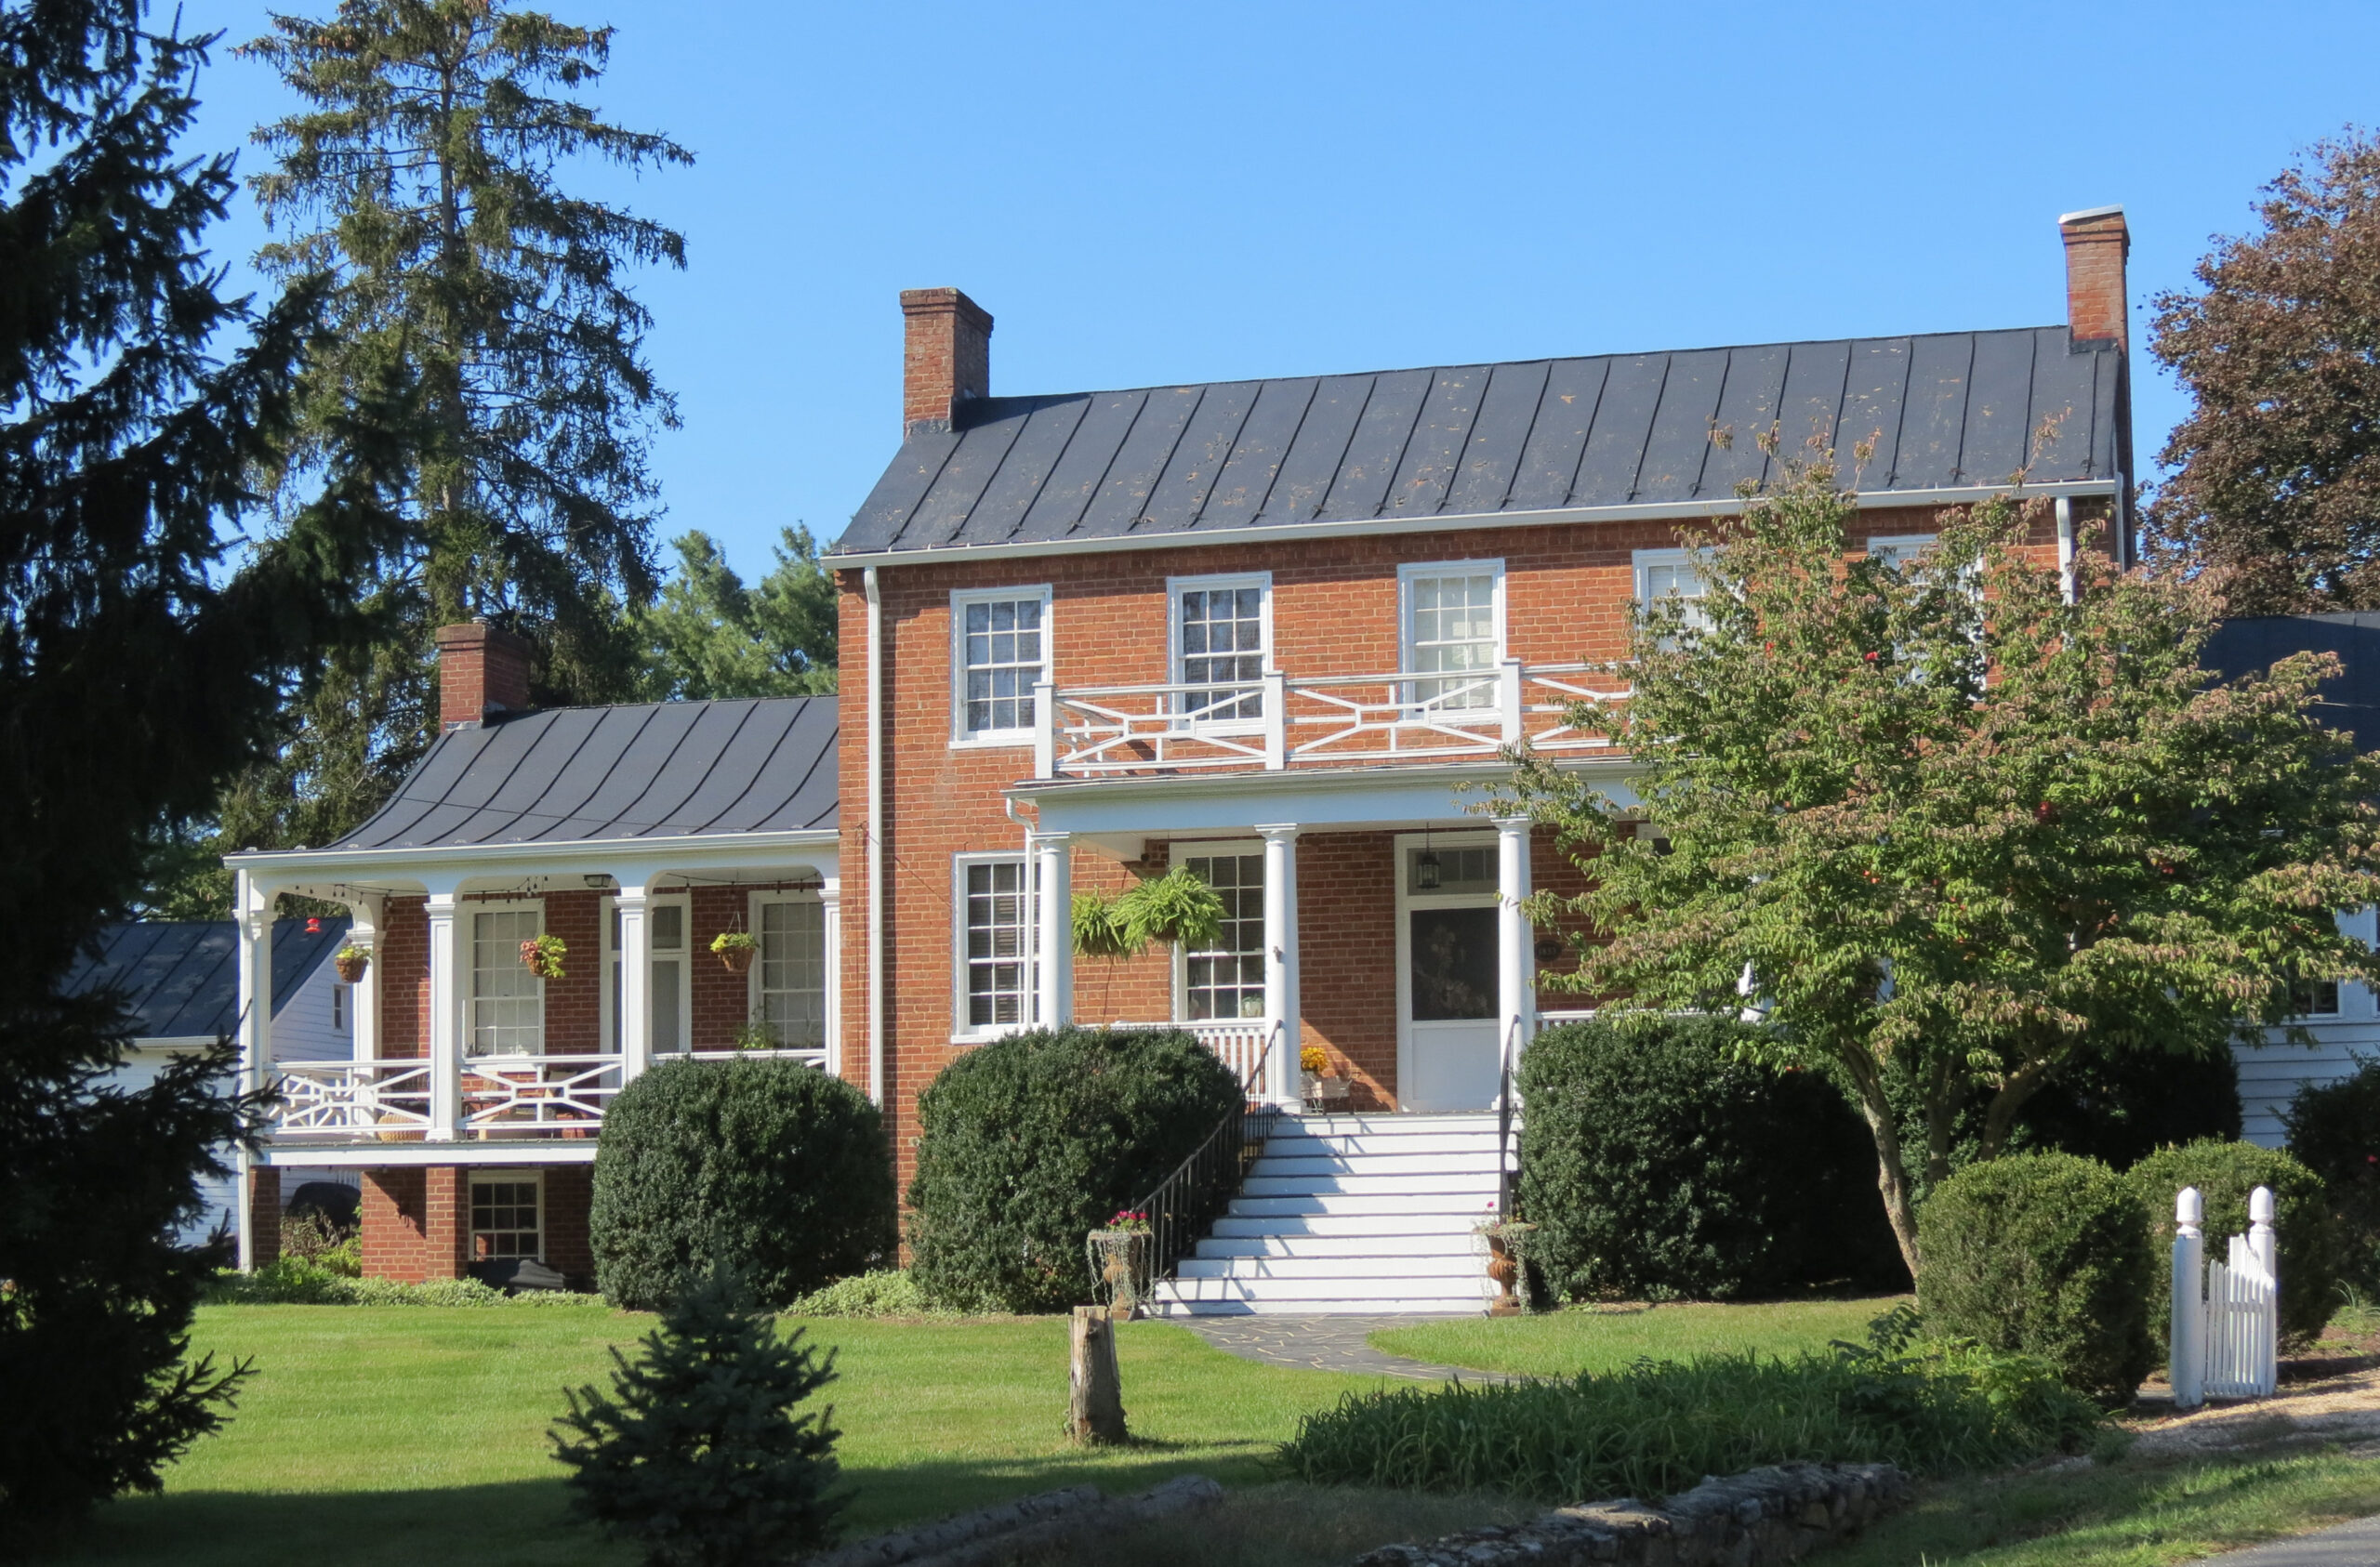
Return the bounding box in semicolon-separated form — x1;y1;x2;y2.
2056;496;2076;604
866;566;885;1107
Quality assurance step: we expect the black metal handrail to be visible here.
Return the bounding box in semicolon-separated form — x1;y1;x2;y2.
1126;1022;1281;1285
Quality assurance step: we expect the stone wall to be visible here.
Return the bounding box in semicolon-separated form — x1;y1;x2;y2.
1352;1461;1909;1567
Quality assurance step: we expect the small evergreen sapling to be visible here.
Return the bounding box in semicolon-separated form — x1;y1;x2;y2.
551;1270;846;1566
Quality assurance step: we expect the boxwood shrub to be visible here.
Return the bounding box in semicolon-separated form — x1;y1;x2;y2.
906;1026;1241;1312
2285;1060;2380;1294
2127;1138;2340;1350
1915;1152;2155;1402
590;1058;896;1310
1514;1015;1904;1301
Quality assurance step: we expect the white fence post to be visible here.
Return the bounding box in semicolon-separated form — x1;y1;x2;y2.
2185;1182;2281;1404
2171;1186;2204;1410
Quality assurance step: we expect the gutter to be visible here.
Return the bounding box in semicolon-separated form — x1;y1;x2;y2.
865;565;885;1108
826;481;2122;570
222;827;840;876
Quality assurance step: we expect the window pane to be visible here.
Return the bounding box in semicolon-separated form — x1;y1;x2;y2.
652;904;683;951
1181;853;1266;1021
1179;586;1265;722
1408;572;1497;707
759;900;826;1048
652;959;682;1053
469;1179;540;1260
469;908;543;1057
964;861;1033;1029
960;596;1043;735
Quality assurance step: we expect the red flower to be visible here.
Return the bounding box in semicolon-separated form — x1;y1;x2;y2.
1863;651;1878;662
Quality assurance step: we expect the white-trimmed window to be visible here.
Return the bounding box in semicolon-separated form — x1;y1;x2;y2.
1174;846;1266;1021
1401;560;1503;708
468;903;543;1057
1867;533;1938;569
955;855;1035;1036
606;895;692;1055
2294;981;2343;1019
331;984;349;1032
952;586;1051;743
1633;548;1710;642
754;895;828;1050
469;1174;542;1261
1170;573;1270;727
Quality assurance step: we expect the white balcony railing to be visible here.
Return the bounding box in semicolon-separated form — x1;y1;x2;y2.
1110;1017;1277;1096
271;1059;435;1138
459;1054;622;1137
268;1054;621;1141
1033;659;1627;779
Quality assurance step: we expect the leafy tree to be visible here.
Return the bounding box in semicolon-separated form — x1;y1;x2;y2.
226;0;692;857
636;526;838;701
0;0;399;1539
1501;459;2380;1274
2148;131;2380;610
551;1268;847;1567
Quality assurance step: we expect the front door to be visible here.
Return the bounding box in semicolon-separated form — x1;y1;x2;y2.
1399;840;1503;1112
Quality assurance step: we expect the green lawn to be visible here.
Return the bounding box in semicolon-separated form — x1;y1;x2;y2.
48;1305;1377;1567
1368;1295;1905;1377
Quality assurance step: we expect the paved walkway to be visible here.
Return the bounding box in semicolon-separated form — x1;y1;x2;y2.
2206;1515;2380;1566
1173;1314;1518;1382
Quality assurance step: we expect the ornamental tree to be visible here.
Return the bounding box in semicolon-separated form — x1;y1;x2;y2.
1501;459;2380;1274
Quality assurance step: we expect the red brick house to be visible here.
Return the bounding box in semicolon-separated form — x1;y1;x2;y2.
228;207;2135;1310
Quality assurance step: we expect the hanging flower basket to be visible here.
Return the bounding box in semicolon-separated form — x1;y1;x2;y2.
334;944;372;983
711;930;758;974
519;933;567;981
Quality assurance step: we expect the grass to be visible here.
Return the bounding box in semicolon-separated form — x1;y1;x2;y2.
1827;1442;2380;1567
1368;1294;1905;1377
45;1304;1378;1567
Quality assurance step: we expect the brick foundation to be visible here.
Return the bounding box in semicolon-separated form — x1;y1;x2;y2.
246;1166;282;1268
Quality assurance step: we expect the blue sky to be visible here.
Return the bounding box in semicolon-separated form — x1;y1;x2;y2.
177;0;2378;582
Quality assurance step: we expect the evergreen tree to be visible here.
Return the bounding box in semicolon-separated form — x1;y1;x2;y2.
1501;457;2380;1275
636;526;838;701
231;0;691;852
0;0;400;1539
552;1269;847;1567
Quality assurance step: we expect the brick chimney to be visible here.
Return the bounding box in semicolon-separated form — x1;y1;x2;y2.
2059;205;2130;349
900;287;993;439
435;621;533;731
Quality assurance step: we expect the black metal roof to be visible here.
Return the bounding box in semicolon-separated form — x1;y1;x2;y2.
330;696;839;850
2202;612;2380;757
62;918;347;1040
837;328;2126;558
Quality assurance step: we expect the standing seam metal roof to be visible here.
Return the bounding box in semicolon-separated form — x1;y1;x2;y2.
329;695;838;850
834;327;2124;557
62;918;349;1040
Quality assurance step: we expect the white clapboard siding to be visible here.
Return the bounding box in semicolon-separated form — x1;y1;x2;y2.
2233;1025;2376;1146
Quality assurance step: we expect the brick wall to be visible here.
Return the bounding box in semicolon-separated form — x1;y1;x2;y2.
544;1166;593;1284
382;894;427;1059
362;1166;466;1282
246;1165;282;1268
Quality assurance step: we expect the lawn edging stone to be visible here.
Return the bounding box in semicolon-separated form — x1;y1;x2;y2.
1351;1460;1910;1567
806;1473;1223;1567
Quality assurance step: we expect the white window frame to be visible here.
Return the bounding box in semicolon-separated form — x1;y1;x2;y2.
1866;533;1938;567
747;889;830;1056
1168;572;1273;734
468;1170;545;1264
1632;547;1712;625
331;983;349;1033
465;899;545;1060
949;585;1052;747
952;852;1038;1042
1168;840;1269;1024
601;892;694;1058
1399;559;1505;709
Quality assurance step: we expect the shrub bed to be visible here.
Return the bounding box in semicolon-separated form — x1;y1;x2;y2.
2286;1061;2380;1295
204;1261;605;1306
1914;1152;2154;1402
906;1026;1242;1312
1276;1312;2098;1502
591;1058;896;1310
1516;1016;1904;1301
2127;1139;2341;1350
784;1269;948;1318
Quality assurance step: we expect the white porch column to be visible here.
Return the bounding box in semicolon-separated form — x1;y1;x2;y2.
233;871;274;1271
1258;824;1301;1106
820;882;844;1077
426;889;463;1140
349;893;383;1063
1035;832;1074;1029
615;884;652;1086
1496;816;1536;1097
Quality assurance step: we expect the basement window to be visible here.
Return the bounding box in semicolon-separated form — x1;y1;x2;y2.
469;1175;542;1262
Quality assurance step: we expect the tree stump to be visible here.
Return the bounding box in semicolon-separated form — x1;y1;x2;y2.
1067;1306;1128;1444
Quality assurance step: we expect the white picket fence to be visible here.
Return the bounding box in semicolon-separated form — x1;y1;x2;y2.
2169;1184;2279;1408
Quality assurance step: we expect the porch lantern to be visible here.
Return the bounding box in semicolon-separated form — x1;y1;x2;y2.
1415;849;1441;891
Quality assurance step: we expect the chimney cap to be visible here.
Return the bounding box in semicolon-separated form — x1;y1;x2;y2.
2057;203;2127;227
900;286;994;333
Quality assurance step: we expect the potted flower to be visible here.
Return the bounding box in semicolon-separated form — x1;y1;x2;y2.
1300;1046;1351;1107
519;932;566;981
1086;1209;1152;1320
333;942;372;983
711;929;758;974
1475;1204;1539;1316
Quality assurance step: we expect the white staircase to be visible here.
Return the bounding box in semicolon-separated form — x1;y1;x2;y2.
1150;1113;1505;1315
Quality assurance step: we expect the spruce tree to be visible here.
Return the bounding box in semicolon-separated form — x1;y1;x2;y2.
636;526;839;701
0;0;399;1539
551;1269;847;1567
232;0;692;851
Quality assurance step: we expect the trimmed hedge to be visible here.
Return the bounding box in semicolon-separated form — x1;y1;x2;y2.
1915;1152;2155;1403
1515;1016;1904;1301
2285;1060;2380;1294
590;1059;896;1310
2128;1139;2340;1350
906;1026;1242;1313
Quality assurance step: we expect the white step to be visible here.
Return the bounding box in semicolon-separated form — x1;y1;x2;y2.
1252;1152;1504;1179
1242;1172;1500;1197
1229;1192;1497;1217
1210;1212;1478;1239
1262;1133;1504;1158
1148;1297;1488;1317
1177;1252;1483;1280
1157;1273;1497;1303
1197;1231;1477;1258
